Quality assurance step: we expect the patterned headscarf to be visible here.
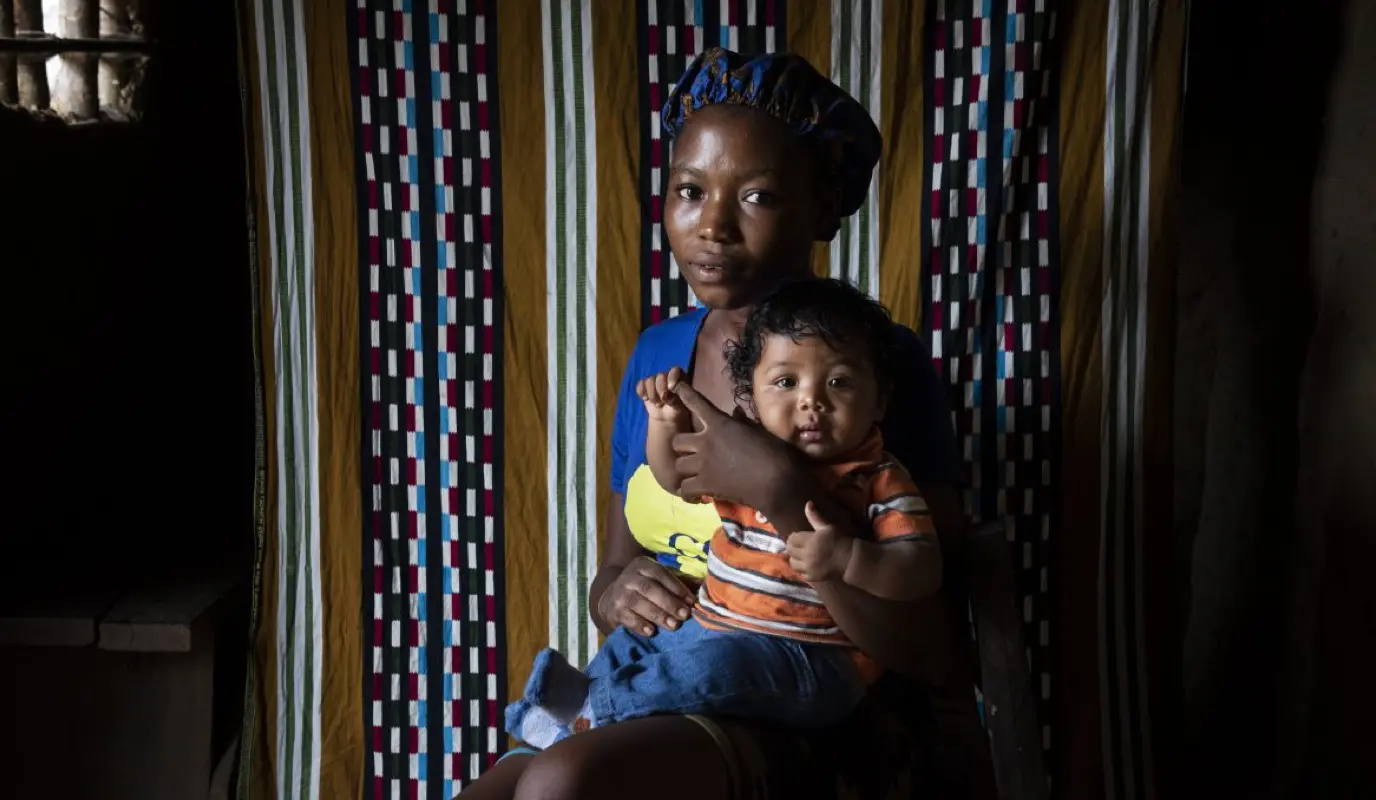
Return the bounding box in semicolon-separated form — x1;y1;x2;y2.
662;47;882;241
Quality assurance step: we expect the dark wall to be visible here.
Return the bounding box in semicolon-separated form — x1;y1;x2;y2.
1174;0;1375;796
0;1;252;585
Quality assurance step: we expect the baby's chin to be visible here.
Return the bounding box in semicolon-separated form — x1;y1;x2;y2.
791;435;864;462
763;422;866;461
796;442;843;460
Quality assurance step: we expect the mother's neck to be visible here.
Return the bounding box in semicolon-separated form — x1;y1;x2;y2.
706;269;814;339
706;305;753;340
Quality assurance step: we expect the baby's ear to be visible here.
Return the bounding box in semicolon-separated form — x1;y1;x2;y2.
874;390;890;421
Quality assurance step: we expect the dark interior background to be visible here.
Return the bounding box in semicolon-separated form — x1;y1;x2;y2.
1173;0;1375;796
1;3;253;796
0;1;253;590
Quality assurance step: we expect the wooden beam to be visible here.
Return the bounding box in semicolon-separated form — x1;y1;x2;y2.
0;35;153;55
97;572;240;653
97;0;130;108
0;0;16;105
99;0;136;36
12;1;49;109
0;591;120;647
11;0;44;34
58;0;99;119
60;0;99;38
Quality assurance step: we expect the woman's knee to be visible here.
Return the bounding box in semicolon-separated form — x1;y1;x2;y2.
510;746;599;800
510;717;732;800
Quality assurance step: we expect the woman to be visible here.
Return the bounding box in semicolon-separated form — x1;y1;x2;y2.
462;49;984;800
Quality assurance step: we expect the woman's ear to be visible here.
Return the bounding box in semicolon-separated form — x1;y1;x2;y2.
874;390;890;422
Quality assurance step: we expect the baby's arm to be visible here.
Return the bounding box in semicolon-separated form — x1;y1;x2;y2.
636;368;693;495
844;479;942;601
646;419;683;494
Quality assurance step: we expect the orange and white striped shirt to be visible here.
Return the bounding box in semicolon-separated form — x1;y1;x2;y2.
693;428;937;669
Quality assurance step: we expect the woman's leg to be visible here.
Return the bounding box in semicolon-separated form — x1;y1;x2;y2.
512;715;734;800
453;753;534;800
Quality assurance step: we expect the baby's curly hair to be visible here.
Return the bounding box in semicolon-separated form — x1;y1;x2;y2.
724;278;898;412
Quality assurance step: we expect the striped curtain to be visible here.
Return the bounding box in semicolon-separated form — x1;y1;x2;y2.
237;0;363;798
829;0;882;295
234;1;1188;798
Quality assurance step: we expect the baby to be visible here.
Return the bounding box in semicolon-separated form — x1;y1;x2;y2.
505;279;943;748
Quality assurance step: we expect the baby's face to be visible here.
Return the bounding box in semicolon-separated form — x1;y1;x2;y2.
749;334;885;461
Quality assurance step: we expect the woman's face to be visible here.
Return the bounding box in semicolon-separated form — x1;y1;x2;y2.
665;105;830;310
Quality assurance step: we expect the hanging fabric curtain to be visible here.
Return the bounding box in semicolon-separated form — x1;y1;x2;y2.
234;1;1187;798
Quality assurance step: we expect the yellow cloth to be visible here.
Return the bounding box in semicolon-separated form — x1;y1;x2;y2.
623;464;719;581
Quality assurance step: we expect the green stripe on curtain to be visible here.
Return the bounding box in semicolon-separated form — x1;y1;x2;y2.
1098;1;1187;797
544;0;600;667
241;0;323;797
830;0;882;297
1100;1;1156;797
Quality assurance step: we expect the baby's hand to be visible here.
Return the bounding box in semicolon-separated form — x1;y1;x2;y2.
636;367;691;428
785;502;855;584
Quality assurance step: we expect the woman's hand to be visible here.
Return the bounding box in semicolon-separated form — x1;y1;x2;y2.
595;557;695;637
670;383;806;511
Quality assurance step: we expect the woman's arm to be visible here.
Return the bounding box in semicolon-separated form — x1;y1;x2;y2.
589;494;694;637
842;539;943;601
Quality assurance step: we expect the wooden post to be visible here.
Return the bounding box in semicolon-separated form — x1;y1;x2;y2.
59;0;98;119
13;0;50;111
965;522;1049;800
98;0;130;112
0;2;17;106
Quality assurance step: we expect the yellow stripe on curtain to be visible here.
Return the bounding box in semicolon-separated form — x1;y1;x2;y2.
497;0;551;713
1055;1;1109;793
302;0;364;796
877;0;927;329
592;5;642;564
